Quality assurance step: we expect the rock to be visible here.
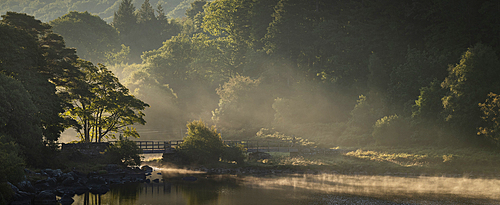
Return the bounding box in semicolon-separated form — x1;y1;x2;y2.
46;177;57;187
17;180;36;193
182;176;198;181
89;185;110;195
141;165;153;173
34;180;51;190
34;190;57;204
9;196;33;205
88;176;106;185
73;185;89;195
59;194;75;205
56;188;75;198
8;182;19;193
42;169;63;178
62;176;75;186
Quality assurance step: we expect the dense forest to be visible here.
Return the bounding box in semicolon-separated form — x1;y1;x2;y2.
0;0;196;22
91;0;499;149
2;0;500;192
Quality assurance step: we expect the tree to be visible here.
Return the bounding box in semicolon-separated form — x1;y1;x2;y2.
478;93;500;146
372;114;411;146
0;73;43;167
186;0;207;20
112;0;137;35
137;0;156;24
64;60;149;142
212;75;275;137
50;11;120;63
177;120;225;164
105;138;142;166
441;43;500;142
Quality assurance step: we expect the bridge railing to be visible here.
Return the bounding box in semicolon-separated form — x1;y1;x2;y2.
134;139;299;154
136;140;183;154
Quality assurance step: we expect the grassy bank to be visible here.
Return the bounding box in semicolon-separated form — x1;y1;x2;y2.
246;146;500;178
151;146;500;178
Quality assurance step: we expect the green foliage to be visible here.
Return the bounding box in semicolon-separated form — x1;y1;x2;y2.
256;128;314;147
478;93;500;146
221;144;245;164
105;44;132;66
0;135;24;205
185;0;206;20
338;95;382;146
441;43;500;141
0;135;25;184
388;48;448;115
0;72;44;167
50;11;120;63
112;0;137;35
372;115;411;146
411;80;449;146
177;120;225;164
64;60;149;142
137;0;156;23
212;75;274;137
106;138;142;166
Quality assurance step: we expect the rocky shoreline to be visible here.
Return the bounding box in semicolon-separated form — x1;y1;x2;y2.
8;164;147;205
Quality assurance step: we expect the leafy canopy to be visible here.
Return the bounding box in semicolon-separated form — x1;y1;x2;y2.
64;60;149;142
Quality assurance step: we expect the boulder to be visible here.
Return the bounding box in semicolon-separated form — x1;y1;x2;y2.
182;176;198;181
89;185;110;195
46;177;57;187
88;176;106;185
61;176;75;186
8;182;19;193
59;194;75;205
141;165;153;173
42;169;62;178
34;190;57;204
73;184;89;195
17;180;36;193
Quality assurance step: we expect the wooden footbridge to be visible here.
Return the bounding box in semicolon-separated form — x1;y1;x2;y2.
135;140;299;154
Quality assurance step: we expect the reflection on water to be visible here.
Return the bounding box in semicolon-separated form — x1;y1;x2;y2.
73;170;500;205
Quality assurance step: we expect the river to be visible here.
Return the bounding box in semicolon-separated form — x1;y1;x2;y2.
72;168;500;205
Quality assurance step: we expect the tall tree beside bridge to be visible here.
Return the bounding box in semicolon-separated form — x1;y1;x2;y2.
64;60;149;143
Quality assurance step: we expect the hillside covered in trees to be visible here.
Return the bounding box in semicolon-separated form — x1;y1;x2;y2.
0;0;196;23
2;0;500;169
81;0;499;149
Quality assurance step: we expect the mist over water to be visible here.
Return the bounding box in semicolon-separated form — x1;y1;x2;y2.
244;174;500;203
73;167;500;205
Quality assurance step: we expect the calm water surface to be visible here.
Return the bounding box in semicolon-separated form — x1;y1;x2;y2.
72;168;500;205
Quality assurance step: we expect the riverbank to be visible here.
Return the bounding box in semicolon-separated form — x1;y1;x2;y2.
147;145;500;179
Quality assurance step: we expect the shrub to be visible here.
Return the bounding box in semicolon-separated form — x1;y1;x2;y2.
177;120;225;164
372;115;411;146
106;138;142;166
0;135;25;203
221;144;246;164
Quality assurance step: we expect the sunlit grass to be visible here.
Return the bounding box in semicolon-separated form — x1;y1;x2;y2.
236;146;500;177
